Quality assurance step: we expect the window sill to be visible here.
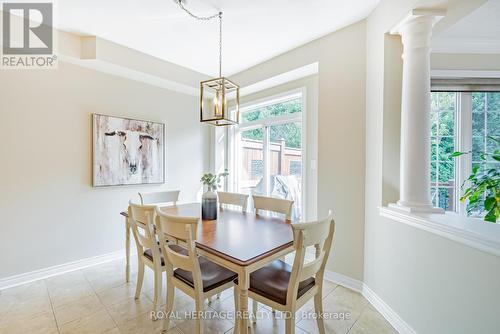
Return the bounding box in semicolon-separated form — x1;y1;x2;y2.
379;206;500;257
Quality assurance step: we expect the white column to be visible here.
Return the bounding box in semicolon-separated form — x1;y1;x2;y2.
390;9;446;213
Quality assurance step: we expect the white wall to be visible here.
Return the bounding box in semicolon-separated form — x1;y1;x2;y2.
0;61;209;278
364;0;500;333
232;21;367;280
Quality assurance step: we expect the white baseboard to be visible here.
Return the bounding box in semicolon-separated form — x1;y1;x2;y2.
0;250;125;291
324;270;364;293
324;270;417;334
362;284;416;334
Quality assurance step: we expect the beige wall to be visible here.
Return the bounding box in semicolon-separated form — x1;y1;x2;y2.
365;0;500;333
233;21;367;280
317;23;366;280
0;61;209;278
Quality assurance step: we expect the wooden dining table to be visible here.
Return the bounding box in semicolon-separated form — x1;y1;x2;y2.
120;202;295;334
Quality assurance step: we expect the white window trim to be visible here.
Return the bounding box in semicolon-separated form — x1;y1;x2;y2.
380;207;500;257
227;88;308;219
431;70;500;79
456;92;472;215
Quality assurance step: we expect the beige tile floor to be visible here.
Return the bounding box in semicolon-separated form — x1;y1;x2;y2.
0;258;397;334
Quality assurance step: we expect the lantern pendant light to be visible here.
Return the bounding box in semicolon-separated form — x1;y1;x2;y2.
176;0;240;126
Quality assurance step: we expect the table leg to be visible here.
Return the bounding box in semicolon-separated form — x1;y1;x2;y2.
125;217;130;283
237;270;250;334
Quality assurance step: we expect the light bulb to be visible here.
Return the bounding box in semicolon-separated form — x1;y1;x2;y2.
213;90;224;118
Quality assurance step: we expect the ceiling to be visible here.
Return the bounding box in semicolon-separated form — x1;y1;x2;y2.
432;0;500;53
53;0;380;76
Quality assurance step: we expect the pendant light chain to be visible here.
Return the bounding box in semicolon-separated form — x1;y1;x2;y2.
176;0;223;77
218;11;222;77
176;0;219;20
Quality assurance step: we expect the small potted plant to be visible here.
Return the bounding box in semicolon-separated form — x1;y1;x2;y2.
200;170;229;220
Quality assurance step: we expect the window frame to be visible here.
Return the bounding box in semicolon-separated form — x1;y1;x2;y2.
430;92;460;212
432;91;499;217
456;92;472;215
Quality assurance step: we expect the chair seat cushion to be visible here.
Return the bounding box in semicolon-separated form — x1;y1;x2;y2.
174;257;237;293
243;260;315;305
143;244;187;266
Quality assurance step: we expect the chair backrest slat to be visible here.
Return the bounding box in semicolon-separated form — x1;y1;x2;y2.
137;230;155;249
292;218;332;247
164;241;195;272
218;191;249;211
139;190;180;205
252;194;294;220
128;201;160;263
298;252;325;282
155;209;198;241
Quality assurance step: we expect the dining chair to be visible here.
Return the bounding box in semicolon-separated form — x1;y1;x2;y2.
154;208;238;334
235;211;335;334
252;194;295;315
139;190;180;205
128;201;166;319
252;194;294;220
218;191;249;211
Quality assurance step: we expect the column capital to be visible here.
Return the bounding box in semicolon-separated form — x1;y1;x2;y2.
390;8;446;36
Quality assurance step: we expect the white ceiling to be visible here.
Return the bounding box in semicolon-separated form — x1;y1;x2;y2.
53;0;380;76
432;0;500;53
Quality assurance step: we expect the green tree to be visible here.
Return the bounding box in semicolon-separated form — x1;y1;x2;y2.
241;99;302;148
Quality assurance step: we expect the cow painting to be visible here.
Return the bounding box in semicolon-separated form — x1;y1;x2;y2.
93;114;164;186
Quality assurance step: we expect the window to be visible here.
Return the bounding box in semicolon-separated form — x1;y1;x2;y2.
430;91;500;214
472;93;500;172
430;92;457;211
231;91;305;219
241;98;301;123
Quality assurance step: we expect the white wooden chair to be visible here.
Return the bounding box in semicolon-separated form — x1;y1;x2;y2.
218;191;249;211
128;201;166;318
139;190;180;205
252;194;294;220
251;194;295;314
235;211;335;334
155;208;237;334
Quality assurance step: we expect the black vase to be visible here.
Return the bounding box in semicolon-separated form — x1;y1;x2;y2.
202;190;217;220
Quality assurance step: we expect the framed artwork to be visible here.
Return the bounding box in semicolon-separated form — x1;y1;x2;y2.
92;114;165;187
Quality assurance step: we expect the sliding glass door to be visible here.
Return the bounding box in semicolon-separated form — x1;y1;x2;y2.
238;127;264;195
232;92;304;219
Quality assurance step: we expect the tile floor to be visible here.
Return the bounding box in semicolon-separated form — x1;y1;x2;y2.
0;258;397;334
